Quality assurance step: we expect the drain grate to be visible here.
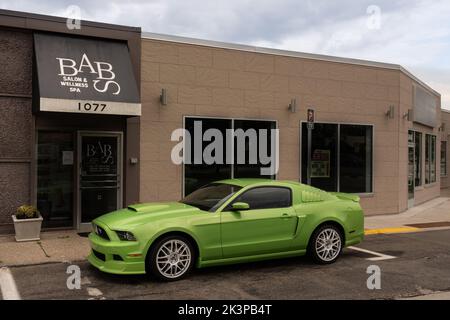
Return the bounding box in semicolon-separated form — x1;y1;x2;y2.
405;221;450;228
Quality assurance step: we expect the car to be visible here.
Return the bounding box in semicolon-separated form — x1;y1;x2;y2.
87;179;364;281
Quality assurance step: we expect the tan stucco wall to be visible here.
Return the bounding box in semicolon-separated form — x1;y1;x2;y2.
441;110;450;189
140;38;441;216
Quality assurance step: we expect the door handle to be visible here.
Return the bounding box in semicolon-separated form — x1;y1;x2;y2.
281;213;292;219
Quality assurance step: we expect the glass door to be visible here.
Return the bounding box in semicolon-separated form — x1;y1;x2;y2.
77;132;122;232
408;131;415;208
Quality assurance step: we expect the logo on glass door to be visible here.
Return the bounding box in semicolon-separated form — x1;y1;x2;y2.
82;137;117;175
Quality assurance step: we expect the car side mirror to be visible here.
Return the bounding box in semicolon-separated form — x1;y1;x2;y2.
231;202;250;211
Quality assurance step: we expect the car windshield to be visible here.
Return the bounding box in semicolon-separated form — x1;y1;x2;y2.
180;183;242;212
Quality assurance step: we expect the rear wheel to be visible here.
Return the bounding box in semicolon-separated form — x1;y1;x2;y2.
147;235;195;281
309;225;343;264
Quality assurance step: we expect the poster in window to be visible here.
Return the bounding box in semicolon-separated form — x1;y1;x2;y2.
311;150;330;178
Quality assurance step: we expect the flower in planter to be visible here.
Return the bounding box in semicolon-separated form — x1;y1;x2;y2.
16;205;40;220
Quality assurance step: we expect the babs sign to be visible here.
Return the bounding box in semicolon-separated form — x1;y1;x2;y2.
34;33;141;116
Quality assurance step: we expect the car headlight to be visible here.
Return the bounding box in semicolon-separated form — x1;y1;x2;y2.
115;231;137;241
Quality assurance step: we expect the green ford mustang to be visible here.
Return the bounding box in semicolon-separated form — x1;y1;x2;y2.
88;179;364;281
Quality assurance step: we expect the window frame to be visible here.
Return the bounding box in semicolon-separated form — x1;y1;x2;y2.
223;186;293;211
182;116;278;197
299;121;374;195
441;141;447;177
413;131;423;187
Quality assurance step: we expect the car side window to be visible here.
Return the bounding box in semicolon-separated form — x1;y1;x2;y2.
229;187;292;210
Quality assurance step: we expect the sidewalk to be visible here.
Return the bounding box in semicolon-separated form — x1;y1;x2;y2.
365;189;450;233
1;191;449;268
0;230;90;267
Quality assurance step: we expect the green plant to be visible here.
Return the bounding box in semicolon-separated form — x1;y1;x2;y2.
16;205;40;220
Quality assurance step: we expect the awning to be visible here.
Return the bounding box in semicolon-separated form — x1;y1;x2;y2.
34;33;141;116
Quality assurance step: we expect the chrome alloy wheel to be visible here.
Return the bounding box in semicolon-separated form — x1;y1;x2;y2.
156;239;192;279
315;228;342;262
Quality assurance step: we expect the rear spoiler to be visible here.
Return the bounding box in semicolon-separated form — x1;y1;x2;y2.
330;192;360;202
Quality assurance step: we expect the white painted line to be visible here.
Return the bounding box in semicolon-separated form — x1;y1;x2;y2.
347;246;396;261
0;267;21;300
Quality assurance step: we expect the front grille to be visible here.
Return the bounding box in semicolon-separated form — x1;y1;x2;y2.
94;224;110;240
92;249;105;261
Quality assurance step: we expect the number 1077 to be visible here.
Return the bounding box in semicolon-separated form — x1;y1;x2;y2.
78;102;107;112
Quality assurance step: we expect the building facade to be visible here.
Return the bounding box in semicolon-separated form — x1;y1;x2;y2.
139;33;442;216
0;10;445;234
0;10;141;233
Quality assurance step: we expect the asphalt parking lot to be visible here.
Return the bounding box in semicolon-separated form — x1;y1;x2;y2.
3;229;450;300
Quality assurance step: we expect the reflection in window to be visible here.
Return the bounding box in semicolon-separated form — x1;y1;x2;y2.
184;118;232;196
425;134;436;184
339;125;373;193
234;120;276;179
302;123;373;193
301;123;338;192
441;141;447;177
184;118;276;196
37;131;74;228
415;132;422;186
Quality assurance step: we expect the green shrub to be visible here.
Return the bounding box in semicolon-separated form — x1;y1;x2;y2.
16;205;40;220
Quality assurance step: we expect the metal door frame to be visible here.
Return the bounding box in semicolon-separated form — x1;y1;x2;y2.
76;131;123;232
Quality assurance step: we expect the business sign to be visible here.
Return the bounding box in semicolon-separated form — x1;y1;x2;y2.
307;109;315;130
34;33;141;116
413;85;437;128
311;149;330;178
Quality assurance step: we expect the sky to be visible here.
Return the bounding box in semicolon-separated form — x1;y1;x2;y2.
1;0;449;110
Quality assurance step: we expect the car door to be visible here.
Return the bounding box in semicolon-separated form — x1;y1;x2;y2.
220;186;298;258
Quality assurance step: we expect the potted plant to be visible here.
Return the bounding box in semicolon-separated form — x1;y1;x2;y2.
12;205;43;242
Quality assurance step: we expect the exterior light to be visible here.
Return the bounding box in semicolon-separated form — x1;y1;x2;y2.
288;98;297;113
386;105;395;119
403;109;413;121
160;88;168;106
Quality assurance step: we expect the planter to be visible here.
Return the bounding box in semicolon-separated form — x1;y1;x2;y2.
11;214;43;242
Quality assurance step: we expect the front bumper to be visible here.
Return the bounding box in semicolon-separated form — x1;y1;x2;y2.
87;232;146;275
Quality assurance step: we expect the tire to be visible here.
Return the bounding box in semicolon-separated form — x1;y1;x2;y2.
147;235;195;281
308;224;343;264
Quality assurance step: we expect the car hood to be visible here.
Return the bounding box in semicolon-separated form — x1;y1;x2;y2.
94;202;200;230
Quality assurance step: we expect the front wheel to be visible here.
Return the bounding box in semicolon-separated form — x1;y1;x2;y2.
309;225;343;264
147;235;195;281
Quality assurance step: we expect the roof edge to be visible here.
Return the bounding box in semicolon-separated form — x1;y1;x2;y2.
142;31;440;97
0;9;141;33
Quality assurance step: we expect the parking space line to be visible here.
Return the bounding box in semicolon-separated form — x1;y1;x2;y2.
347;246;396;261
0;267;21;300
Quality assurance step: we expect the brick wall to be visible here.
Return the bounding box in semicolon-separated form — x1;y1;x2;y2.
0;28;33;232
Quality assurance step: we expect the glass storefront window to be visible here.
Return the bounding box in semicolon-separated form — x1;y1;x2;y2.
301;123;338;192
441;141;447;177
233;120;276;180
184;117;276;196
425;134;437;184
37;131;74;228
339;125;373;193
415;132;422;186
302;123;373;193
184;118;232;196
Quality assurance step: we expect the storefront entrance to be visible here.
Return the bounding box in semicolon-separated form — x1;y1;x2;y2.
37;131;123;232
77;132;123;232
